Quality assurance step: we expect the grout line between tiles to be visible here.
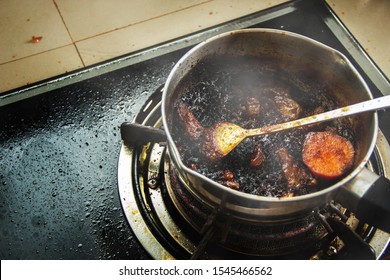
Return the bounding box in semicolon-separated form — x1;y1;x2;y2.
0;43;75;66
71;0;214;44
1;0;267;71
52;0;86;67
1;0;216;68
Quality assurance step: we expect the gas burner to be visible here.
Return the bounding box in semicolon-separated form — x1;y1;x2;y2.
118;85;390;259
164;159;329;257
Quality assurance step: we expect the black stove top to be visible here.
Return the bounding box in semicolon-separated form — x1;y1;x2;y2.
0;0;389;260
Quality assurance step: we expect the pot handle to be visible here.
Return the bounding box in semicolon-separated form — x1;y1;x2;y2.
336;168;390;233
120;122;166;146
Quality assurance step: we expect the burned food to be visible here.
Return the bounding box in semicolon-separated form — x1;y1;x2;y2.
276;147;317;190
250;145;265;168
177;103;204;139
263;87;302;121
245;96;261;116
170;55;355;197
302;131;355;180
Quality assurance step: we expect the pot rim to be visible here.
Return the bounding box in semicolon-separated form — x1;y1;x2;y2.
161;28;378;204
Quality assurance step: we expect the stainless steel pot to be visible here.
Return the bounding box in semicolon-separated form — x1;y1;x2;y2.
160;29;390;231
121;28;390;232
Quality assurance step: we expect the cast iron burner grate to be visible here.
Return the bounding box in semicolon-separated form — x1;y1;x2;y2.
118;85;390;259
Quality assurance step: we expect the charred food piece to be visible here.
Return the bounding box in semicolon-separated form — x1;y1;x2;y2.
263;87;302;121
250;145;265;168
223;170;240;190
302;131;355;180
273;94;302;121
244;96;261;116
177;103;204;139
277;147;317;190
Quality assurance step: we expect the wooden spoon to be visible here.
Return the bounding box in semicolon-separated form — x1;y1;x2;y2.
203;94;390;160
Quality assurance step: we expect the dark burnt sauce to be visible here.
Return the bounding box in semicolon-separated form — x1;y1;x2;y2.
171;55;355;197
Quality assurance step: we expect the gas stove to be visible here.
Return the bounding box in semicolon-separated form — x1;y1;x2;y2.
1;0;389;260
118;85;390;260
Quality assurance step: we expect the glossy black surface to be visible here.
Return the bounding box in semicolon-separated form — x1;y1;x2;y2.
1;0;389;259
0;54;181;259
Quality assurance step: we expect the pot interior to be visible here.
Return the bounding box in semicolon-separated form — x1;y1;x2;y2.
163;29;376;200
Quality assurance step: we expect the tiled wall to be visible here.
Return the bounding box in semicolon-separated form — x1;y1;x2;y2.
0;0;389;94
0;0;287;93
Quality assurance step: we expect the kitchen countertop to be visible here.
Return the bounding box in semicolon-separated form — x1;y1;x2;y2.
0;0;389;95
